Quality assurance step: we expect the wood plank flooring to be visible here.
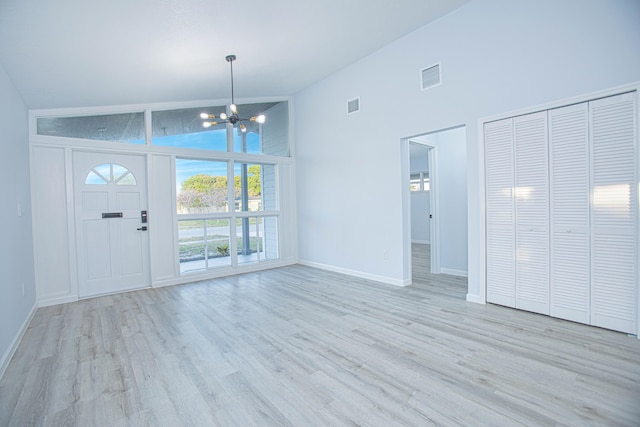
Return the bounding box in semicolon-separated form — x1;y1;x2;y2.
1;244;639;426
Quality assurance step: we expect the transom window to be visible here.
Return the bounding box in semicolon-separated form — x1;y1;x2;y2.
36;102;290;157
152;101;289;156
85;163;136;185
37;113;145;144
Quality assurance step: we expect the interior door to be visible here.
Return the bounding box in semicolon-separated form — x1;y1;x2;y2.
549;102;590;324
74;151;150;297
485;118;516;307
589;92;637;334
514;111;549;315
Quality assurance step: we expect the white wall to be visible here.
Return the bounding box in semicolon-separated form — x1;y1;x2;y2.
294;0;640;295
30;146;73;305
0;62;36;375
409;143;429;175
432;127;467;275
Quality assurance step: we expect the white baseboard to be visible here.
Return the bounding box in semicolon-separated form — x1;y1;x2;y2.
38;294;78;307
152;259;298;289
0;302;37;380
466;293;485;304
440;268;468;278
297;260;410;287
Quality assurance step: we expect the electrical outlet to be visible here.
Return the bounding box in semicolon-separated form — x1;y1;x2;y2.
383;251;389;260
17;203;22;217
21;283;25;297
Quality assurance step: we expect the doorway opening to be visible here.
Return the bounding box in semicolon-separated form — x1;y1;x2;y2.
401;126;468;286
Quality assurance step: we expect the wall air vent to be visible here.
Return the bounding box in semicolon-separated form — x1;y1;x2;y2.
421;63;442;90
347;97;360;115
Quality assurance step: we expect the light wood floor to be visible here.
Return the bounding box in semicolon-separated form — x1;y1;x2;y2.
1;244;639;426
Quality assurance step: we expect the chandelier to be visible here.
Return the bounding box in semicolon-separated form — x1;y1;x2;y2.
200;55;265;133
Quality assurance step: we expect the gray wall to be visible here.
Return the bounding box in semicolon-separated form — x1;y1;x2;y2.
0;61;36;374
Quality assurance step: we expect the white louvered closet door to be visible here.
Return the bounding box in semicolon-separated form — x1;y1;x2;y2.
514;112;549;314
549;103;590;324
485;118;515;307
590;92;638;334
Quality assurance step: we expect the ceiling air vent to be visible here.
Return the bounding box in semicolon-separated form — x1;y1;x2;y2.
347;97;360;115
421;63;441;90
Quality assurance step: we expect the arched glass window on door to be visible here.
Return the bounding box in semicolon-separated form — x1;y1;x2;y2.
85;163;137;185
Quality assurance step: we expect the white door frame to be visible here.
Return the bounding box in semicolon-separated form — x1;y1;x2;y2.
401;136;440;283
428;145;440;274
403;125;469;283
401;137;412;284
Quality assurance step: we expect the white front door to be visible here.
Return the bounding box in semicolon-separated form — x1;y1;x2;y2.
74;151;150;297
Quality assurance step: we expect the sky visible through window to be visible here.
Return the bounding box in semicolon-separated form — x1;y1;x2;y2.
155;129;227;151
174;130;260;193
154;128;260;152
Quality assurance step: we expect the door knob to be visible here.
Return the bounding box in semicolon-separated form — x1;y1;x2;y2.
137;226;148;231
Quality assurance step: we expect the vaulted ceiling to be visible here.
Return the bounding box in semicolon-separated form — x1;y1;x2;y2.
0;0;470;109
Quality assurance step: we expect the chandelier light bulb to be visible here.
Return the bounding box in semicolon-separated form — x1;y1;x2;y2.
199;56;266;133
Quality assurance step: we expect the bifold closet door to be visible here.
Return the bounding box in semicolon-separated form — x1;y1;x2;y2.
514;112;549;314
590;92;637;334
485;118;515;307
549;102;590;324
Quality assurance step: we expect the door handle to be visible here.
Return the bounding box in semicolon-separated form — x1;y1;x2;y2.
137;226;148;231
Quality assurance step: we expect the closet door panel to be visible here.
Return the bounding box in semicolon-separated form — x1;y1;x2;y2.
485;118;515;307
515;231;549;313
549;103;590;324
514;112;549;229
551;233;590;322
514;112;549;314
590;92;637;334
592;234;636;333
